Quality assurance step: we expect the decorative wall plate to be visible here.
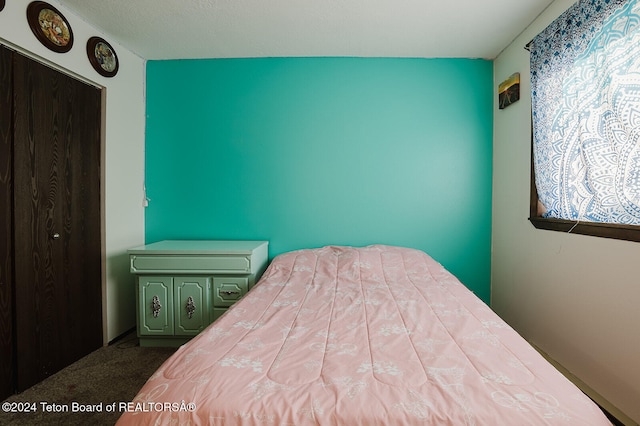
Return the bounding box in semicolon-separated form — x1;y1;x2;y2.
0;0;6;12
87;36;119;77
27;1;73;53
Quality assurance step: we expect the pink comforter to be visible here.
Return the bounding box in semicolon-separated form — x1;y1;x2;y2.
117;245;611;425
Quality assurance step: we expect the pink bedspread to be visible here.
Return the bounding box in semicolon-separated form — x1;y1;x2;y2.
117;245;611;425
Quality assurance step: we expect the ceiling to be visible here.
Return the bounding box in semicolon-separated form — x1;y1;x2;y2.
56;0;555;60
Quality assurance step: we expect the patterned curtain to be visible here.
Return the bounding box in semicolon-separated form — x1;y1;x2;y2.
530;0;640;224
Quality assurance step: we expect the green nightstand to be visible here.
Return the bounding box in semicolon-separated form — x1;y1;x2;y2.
128;240;269;347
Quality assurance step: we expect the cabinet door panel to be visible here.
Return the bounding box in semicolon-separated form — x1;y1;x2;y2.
138;277;173;336
174;276;210;336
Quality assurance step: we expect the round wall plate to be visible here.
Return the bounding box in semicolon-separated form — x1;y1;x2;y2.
87;36;119;78
26;1;74;53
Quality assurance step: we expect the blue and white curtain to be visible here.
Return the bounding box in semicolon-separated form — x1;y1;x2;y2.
530;0;640;224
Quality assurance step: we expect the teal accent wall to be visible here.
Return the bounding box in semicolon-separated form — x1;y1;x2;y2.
145;57;493;302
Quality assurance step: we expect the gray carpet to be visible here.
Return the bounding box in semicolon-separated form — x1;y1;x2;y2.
0;331;176;425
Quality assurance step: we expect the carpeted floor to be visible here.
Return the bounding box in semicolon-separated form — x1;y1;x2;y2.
0;331;176;425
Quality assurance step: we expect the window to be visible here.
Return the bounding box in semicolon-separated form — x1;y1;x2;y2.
529;0;640;242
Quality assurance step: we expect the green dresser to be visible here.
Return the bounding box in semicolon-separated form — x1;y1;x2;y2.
128;240;269;347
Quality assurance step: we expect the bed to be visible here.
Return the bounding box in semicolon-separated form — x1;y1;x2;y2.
116;245;611;425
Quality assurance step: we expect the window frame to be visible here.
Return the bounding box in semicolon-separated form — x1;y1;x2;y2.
529;130;640;243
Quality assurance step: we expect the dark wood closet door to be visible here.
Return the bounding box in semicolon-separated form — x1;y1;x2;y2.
12;52;102;391
0;45;14;401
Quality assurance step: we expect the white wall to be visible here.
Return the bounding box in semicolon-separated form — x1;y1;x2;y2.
0;0;144;343
492;0;640;423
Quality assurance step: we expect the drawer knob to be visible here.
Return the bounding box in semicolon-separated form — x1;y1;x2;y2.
221;290;240;296
151;295;162;317
186;296;196;319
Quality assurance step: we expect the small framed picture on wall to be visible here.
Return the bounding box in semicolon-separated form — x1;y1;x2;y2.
498;72;520;109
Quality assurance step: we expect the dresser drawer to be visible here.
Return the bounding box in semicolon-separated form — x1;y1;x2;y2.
131;255;250;274
213;277;248;307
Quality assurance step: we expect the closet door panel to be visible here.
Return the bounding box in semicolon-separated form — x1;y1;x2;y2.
0;45;14;401
12;52;102;391
13;53;65;390
53;56;102;367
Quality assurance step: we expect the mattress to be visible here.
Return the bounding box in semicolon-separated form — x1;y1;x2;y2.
116;245;611;425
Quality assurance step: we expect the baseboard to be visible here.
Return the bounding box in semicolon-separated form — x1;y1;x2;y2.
531;343;637;426
107;327;136;345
